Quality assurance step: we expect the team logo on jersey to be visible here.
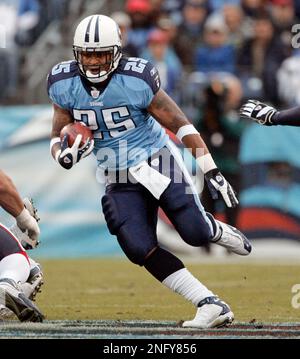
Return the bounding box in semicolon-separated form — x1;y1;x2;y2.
91;89;100;98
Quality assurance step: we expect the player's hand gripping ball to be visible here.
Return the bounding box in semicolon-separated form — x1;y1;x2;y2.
58;122;94;169
60;122;93;146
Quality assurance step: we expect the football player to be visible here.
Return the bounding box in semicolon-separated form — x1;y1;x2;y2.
0;170;44;322
48;15;252;329
240;99;300;126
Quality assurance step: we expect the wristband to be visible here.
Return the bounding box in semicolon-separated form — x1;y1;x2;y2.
176;124;199;141
50;137;61;163
196;153;217;174
50;137;61;151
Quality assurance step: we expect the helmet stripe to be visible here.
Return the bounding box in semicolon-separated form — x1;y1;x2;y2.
94;15;100;43
85;16;93;42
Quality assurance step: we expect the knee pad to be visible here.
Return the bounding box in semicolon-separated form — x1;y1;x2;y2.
181;217;212;247
162;198;212;247
101;194;124;235
118;226;154;266
102;195;156;266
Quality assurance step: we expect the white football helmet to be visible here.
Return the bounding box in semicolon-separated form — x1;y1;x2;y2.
73;15;122;83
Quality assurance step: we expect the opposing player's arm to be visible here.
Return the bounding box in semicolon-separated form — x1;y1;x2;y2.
0;170;24;217
0;170;40;247
240;100;300;126
148;89;238;208
274;106;300;126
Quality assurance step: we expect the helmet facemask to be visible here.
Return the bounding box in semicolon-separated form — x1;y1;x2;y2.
73;45;122;83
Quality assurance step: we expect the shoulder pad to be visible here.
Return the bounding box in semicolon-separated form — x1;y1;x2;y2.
116;57;160;94
47;60;79;92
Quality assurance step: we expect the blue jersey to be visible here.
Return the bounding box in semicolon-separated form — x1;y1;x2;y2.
47;57;169;170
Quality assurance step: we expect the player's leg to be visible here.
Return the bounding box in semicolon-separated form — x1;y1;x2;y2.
0;223;44;322
0;225;30;283
10;198;44;300
156;144;249;327
144;246;234;328
160;142;251;255
156;229;234;327
21;258;44;301
102;182;233;328
0;260;44;320
102;183;160;265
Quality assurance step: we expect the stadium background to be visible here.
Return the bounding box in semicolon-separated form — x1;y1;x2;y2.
1;0;300;257
0;0;300;339
1;105;300;260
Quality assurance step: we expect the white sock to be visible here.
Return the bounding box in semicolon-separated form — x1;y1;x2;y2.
0;254;30;284
162;268;214;306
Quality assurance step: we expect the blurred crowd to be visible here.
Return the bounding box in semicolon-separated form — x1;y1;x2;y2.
109;0;298;227
0;0;299;106
113;0;297;107
0;0;299;227
0;0;299;104
0;0;68;100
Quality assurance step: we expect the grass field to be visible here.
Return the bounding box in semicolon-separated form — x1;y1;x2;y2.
36;259;300;323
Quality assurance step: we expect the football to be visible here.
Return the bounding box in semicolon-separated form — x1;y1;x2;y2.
60;122;93;147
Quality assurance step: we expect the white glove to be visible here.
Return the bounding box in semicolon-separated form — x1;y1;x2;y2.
240;99;277;126
57;134;94;170
10;198;40;250
205;169;239;208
